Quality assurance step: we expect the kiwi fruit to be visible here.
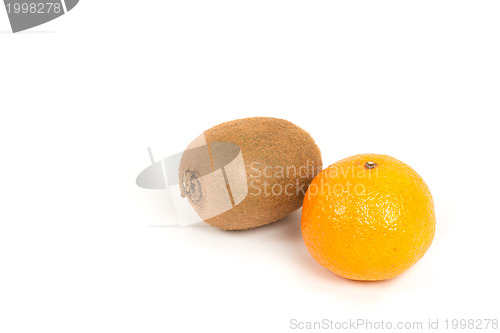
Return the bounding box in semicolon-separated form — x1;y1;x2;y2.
179;117;322;230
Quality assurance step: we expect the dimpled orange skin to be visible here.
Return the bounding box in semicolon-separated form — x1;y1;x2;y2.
301;154;435;281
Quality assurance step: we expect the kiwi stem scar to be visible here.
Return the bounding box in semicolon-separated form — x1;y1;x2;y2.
182;171;202;202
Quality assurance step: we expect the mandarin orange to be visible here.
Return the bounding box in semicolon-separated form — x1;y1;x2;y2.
301;154;435;281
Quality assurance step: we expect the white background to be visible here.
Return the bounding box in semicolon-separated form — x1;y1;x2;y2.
1;1;500;332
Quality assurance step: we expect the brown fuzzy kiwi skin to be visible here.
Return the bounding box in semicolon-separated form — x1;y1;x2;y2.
179;117;322;230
